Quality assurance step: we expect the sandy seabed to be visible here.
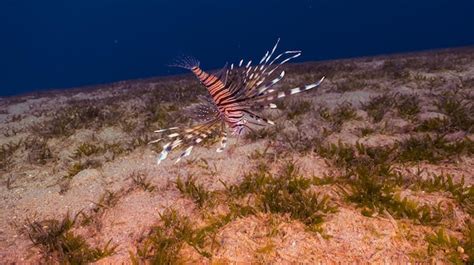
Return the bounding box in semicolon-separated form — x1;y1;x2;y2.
1;47;473;264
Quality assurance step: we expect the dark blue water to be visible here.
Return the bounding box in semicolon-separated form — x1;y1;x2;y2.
1;0;473;97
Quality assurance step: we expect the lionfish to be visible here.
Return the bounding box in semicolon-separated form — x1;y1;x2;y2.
150;39;325;164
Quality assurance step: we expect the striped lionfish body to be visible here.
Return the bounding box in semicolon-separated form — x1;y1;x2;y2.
151;39;325;164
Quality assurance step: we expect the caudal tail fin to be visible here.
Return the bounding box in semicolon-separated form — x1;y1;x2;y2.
169;55;200;70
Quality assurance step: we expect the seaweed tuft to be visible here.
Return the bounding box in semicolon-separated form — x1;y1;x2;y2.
25;212;116;264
